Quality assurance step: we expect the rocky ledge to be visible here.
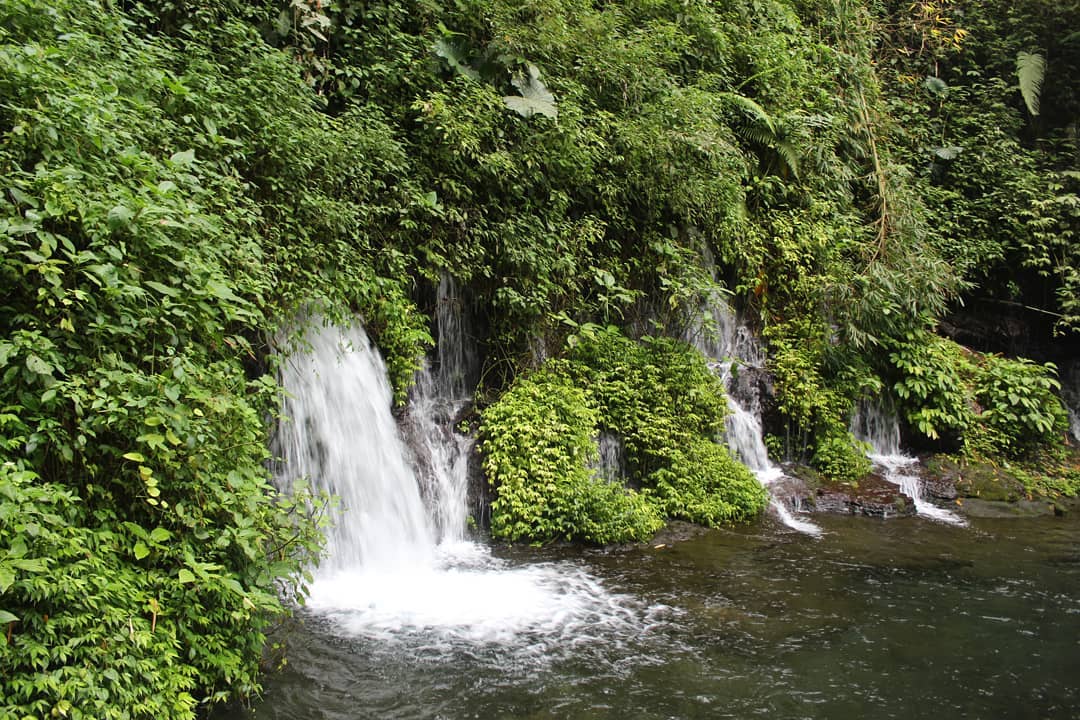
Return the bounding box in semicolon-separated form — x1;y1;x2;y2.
814;474;917;518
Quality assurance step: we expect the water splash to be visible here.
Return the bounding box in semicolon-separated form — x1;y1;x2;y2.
688;296;821;536
851;401;965;525
275;306;659;649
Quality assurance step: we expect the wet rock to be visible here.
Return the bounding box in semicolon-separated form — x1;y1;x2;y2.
925;454;1025;503
769;471;817;513
815;474;916;518
955;498;1057;518
918;459;959;501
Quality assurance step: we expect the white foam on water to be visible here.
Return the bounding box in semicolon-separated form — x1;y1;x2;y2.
277;313;664;650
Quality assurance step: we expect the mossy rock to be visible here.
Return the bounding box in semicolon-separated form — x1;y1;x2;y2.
926;454;1025;503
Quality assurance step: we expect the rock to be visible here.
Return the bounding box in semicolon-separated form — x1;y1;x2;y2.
955;498;1058;518
815;474;916;518
770;468;817;512
925;454;1026;503
919;458;959;500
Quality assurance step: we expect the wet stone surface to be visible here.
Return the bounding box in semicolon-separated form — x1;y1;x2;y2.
815;474;916;518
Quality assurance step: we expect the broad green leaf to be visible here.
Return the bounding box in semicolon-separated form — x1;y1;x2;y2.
0;567;14;593
123;452;146;462
107;204;134;229
145;280;179;297
178;568;195;584
25;354;52;375
504;64;557;119
924;76;949;97
170;149;196;166
134;542;149;560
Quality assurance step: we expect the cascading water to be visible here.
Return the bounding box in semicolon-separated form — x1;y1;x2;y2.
1063;363;1080;445
689;297;821;536
403;275;476;545
275;321;435;572
275;301;661;654
851;401;964;525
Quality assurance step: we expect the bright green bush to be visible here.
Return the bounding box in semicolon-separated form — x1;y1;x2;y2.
481;331;766;543
888;330;975;442
811;434;872;484
886;329;1067;460
480;367;662;543
973;355;1068;458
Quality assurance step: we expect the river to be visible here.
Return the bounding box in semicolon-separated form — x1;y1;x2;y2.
222;511;1079;719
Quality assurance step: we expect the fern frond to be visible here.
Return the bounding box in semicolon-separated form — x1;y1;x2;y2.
1016;51;1046;116
718;92;775;133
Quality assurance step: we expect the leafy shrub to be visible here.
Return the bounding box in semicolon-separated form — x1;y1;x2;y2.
811;433;872;484
886;329;1068;461
480;331;766;543
973;356;1067;458
480;367;662;543
647;440;765;526
888;330;975;442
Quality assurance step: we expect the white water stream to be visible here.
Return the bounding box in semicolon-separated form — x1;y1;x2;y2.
690;298;821;536
851;402;965;525
275;288;659;650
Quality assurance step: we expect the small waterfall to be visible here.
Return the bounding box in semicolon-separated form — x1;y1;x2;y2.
851;402;964;525
275;321;435;572
405;275;476;544
689;297;821;536
592;432;627;483
275;309;656;649
1062;363;1080;445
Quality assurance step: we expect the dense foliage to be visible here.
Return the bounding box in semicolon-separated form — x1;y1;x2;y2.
888;329;1069;459
0;0;426;714
481;331;766;543
2;0;1077;712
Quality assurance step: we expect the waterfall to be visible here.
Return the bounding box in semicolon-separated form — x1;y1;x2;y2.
275;320;436;572
689;296;821;536
404;275;476;544
1063;363;1080;445
851;401;964;525
275;305;654;649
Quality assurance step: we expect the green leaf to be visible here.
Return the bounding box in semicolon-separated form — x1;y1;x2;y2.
178;568;195;584
0;567;14;593
932;146;964;161
25;354;52;375
0;609;18;624
145;280;179;297
149;527;172;543
134;542;150;560
169;149;196;167
123;452;146;463
107;204;134;229
924;76;949;97
504;64;558;119
1016;51;1046;116
433;38;480;81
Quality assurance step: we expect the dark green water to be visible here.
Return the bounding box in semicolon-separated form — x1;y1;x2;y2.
225;513;1080;719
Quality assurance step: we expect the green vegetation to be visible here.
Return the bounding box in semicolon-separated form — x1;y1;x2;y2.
2;0;1078;713
481;331;765;543
887;328;1069;459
